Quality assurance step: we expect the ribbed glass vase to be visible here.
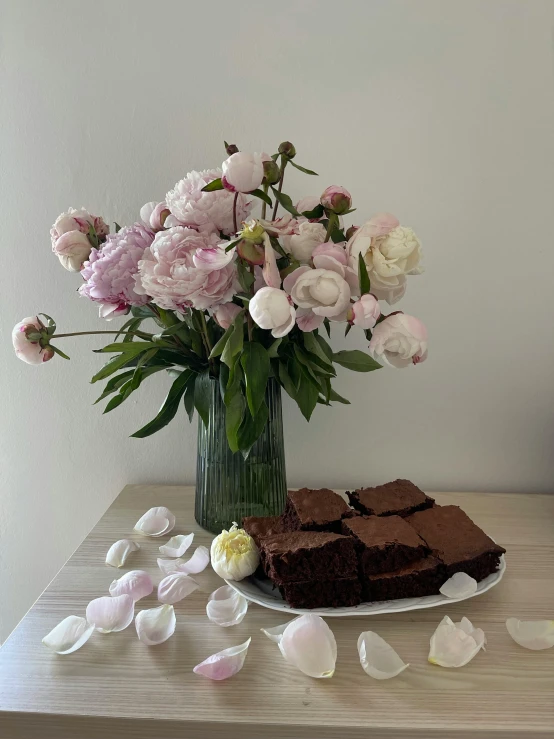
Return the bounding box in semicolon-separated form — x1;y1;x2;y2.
195;378;287;533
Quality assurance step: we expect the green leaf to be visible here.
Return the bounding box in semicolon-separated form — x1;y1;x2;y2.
323;318;331;338
319;376;331;404
288;160;318;176
209;323;234;359
183;373;196;422
315;333;333;361
269;235;288;258
236;260;255;292
331;228;346;243
241;343;270;416
96;341;156;354
358;252;371;295
131;370;194;438
332;350;382;372
237;401;269;455
278;361;296;400
51;345;70;360
250;188;272;207
344;323;353;337
201;177;223;192
301;203;325;219
225;237;242;253
103;393;126;413
288;356;303;391
91;352;141;383
303;333;334;370
225;390;245;453
193;370;212;427
224;362;243;406
221;312;244;368
329;387;350;404
342;207;356;215
114;222;122;233
219;363;230;402
267;338;282;359
293;345;329;379
38;313;56;335
87;222;99;248
131;305;156;319
136;348;158;368
295;372;319;421
94;370;135;403
270;187;301;216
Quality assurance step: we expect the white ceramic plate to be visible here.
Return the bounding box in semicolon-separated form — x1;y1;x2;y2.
226;555;506;617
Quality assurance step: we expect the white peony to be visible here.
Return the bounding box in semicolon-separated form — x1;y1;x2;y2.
368;313;428;368
222;152;264;193
284;265;351;319
249;286;296;338
282;221;327;263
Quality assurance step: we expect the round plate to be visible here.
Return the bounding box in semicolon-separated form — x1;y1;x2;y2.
226;555;506;617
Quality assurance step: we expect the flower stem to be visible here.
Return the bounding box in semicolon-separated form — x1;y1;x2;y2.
271;157;288;220
261;183;269;220
52;330;151;339
198;311;213;354
233;192;239;234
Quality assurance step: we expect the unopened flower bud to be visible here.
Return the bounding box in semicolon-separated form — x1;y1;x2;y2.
225;142;239;156
263;159;281;185
345;225;359;240
240;220;265;244
278;141;296;159
237;239;265;265
321;186;352;215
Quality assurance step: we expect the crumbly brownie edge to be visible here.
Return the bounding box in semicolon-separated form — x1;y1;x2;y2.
443;551;503;581
278;578;362;609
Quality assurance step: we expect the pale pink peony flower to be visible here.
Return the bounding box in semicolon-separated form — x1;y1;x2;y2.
140;202;170;231
12;317;54;365
212;302;242;330
79;223;155;318
249;287;295;338
349;294;381;330
259;213;299;237
296;307;323;332
311;242;359;295
368;313;428;368
284;265;351;319
50;207;109;247
320;186;352;215
53;231;94;272
222;152;265;193
136;226;239;311
166;169;252;236
282;221;327;263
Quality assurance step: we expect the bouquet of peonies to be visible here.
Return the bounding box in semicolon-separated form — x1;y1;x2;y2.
13;140;427;454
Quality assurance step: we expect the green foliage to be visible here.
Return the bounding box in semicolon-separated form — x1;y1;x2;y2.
270;187;301;216
193;370;212;427
288;160;318;176
241;343;270;416
250;188;272;206
358;252;371;295
201;178;224;192
332;350;382;372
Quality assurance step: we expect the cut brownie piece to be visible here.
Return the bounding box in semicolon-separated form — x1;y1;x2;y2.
342;514;428;576
261;531;357;583
347;479;435;517
278;577;362;609
242;515;286;548
362;556;443;602
406;505;505;581
283;487;352;532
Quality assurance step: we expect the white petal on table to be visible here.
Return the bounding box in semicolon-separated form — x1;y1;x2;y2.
157;573;199;604
86;594;135;633
42;615;95;655
206;585;248;627
439;572;478;599
109;570;153;601
357;631;409;679
105;539;140;568
134;506;176;537
193;638;251;680
158;546;210;577
506;618;554;650
158;533;194;558
262;614;337;678
135;604;176;645
428;615;486;668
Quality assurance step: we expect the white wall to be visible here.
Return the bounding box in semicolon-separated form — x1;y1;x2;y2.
1;0;553;642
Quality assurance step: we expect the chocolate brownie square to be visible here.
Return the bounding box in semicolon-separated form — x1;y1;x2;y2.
362;556;443;602
342;514;428;576
261;531;357;583
277;577;362;609
242;515;286;548
347;479;435;517
282;487;352;532
406;505;505;581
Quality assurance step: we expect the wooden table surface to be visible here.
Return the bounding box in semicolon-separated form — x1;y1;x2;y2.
0;486;553;739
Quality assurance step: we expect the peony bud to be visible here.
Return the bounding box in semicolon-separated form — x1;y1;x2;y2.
12;317;55;365
348;294;381;330
321;186;352;215
278;141;296;159
263;159;281;185
345;225;359;240
222;152;265;193
249;286;296;338
237;239;265;265
52;230;93;272
240;220;265;244
225;142;239;155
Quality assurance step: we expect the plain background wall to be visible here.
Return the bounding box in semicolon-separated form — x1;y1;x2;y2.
1;0;553;642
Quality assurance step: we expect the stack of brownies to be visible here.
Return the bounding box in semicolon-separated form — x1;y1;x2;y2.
242;479;506;609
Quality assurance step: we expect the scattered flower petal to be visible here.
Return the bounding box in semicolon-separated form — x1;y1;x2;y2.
42;615;95;655
135;604;176;645
158;533;194;558
105;539;140;568
439;572;478;599
428;615;486;668
506;618;554;650
357;631;409;679
157;573;199;604
86;594;135;633
109;570;153;601
157;557;186;577
134;506;176;537
262;615;337;678
180;545;210;574
206;585;248;627
193;638;251;680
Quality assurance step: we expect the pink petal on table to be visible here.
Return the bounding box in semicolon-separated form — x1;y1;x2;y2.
105;539;140;568
135;604;176;645
134;506;176;537
42;615;95;655
180;546;210;575
158;533;194;558
157;557;186;577
109;570;153;601
86;594;135;633
193;638;251;680
157;573;199;604
206;585;248;627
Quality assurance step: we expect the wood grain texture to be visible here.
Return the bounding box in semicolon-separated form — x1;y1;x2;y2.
0;486;553;739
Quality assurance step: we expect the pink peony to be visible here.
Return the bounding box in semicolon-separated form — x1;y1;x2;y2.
259;213;299;237
212;302;242;330
368;313;428;368
320;186;352;215
53;230;94;272
79;223;155;318
50;207;108;247
222;152;265;193
166;169;252;236
136;226;239;311
12;317;54;365
140;202;170;231
348;294;381;330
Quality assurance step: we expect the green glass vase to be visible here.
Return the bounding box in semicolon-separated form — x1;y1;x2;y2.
194;378;287;533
